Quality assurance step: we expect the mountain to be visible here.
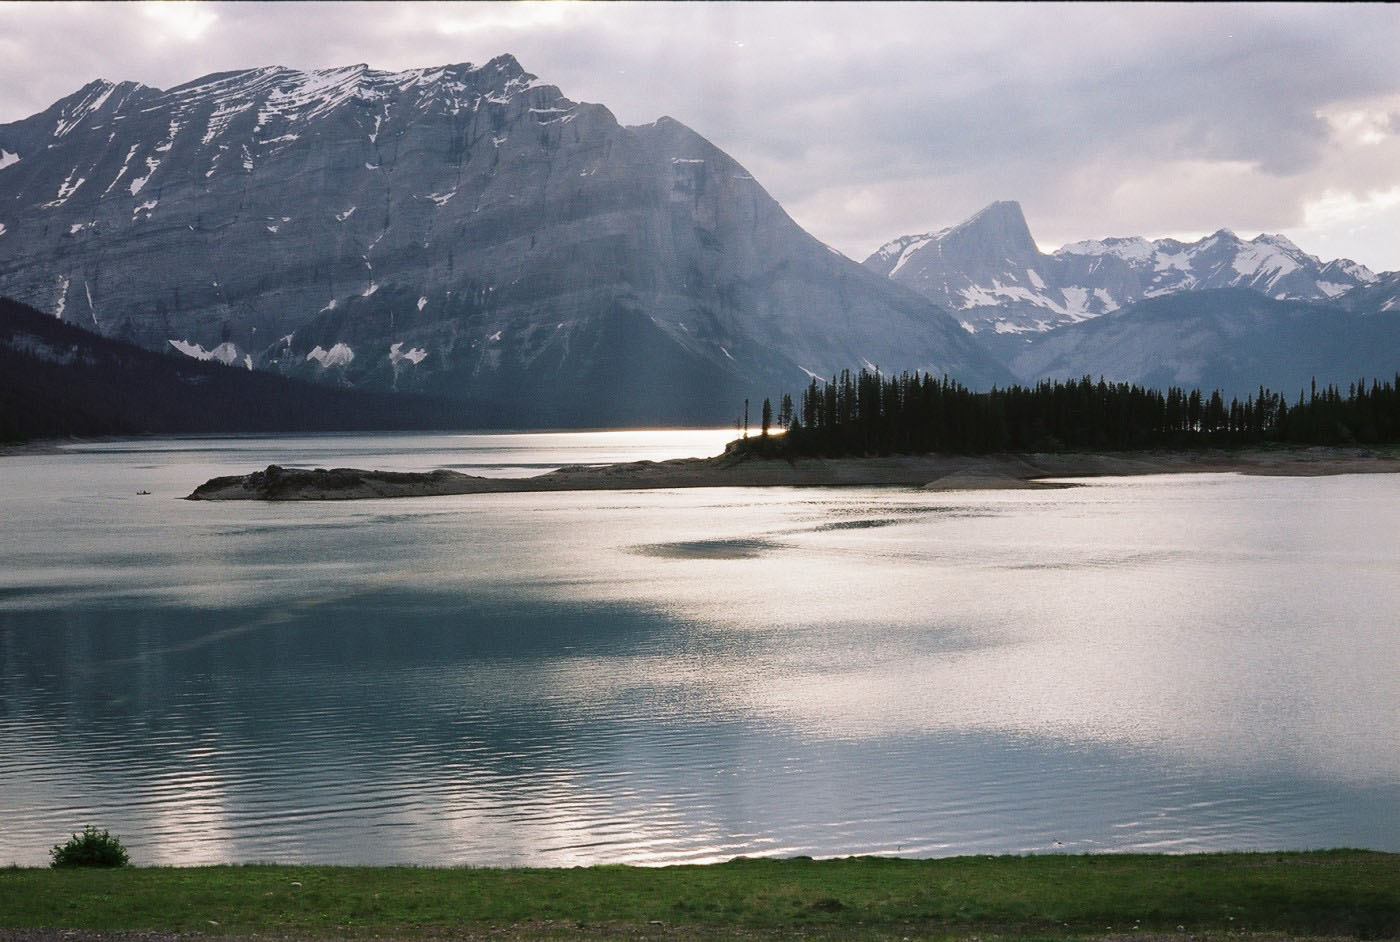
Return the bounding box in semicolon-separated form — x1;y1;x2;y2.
865;201;1381;334
1331;269;1400;315
0;57;1010;426
0;295;484;442
988;287;1400;399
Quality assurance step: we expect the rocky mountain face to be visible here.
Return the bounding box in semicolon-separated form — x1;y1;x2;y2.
866;201;1381;334
0;56;1009;426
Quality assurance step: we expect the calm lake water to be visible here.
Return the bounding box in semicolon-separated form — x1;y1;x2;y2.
1;430;1397;867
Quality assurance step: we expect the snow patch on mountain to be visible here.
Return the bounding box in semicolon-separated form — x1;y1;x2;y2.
44;170;86;208
169;338;245;366
1060;287;1091;318
155;120;180;153
100;144;141;196
0;150;20;170
889;236;935;277
1232;242;1301;283
128;156;159;196
1153;248;1193;273
307;342;355;367
389;341;427;365
1060;236;1155;264
54;276;69;318
201;100;253;146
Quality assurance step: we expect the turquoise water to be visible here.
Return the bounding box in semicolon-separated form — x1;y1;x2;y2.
1;431;1397;866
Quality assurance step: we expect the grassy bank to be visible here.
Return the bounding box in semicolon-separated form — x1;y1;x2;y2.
3;851;1397;939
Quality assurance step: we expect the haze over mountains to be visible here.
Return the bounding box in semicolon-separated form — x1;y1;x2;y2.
1;55;1397;433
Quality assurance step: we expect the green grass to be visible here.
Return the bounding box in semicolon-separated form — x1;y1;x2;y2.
2;851;1396;939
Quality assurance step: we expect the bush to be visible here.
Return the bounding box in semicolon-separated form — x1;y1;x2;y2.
50;825;130;868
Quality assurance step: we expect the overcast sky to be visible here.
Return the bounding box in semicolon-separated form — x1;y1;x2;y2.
4;1;1400;270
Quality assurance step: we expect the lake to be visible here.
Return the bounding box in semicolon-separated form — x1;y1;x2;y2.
1;430;1396;867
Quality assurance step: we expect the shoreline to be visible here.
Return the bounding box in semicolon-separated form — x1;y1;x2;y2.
1;850;1394;940
185;444;1400;500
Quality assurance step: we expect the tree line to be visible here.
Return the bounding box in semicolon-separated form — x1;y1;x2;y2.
742;370;1400;457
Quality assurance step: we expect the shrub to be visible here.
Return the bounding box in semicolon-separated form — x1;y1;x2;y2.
50;825;130;868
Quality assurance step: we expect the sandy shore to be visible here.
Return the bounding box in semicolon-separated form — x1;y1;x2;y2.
185;446;1400;500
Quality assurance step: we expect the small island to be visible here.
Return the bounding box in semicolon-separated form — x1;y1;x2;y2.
186;445;1400;501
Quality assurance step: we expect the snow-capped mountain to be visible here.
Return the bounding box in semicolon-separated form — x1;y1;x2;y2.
865;201;1381;334
0;57;1009;425
1330;269;1400;315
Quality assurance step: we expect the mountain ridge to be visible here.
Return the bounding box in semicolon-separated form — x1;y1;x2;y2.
982;287;1400;400
865;201;1383;334
0;56;1010;425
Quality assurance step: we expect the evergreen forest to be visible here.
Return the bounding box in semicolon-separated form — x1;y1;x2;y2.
750;370;1400;458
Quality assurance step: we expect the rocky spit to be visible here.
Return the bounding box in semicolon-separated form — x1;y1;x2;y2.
185;447;1400;500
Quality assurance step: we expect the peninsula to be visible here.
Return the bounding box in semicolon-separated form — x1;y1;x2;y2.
185;445;1400;500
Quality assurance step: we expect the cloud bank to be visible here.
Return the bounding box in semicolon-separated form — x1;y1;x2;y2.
3;1;1399;269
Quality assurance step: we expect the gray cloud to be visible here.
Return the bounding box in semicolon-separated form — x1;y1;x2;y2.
3;1;1400;268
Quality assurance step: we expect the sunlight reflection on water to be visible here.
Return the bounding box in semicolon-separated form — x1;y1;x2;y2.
1;432;1397;866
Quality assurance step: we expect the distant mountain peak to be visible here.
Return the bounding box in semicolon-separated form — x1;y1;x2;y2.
966;199;1025;222
866;199;1040;285
866;202;1384;333
951;200;1038;251
485;52;526;74
1252;232;1303;253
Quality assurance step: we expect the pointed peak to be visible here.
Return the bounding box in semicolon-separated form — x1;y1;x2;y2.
486;53;525;76
50;78;118;107
1252;232;1302;253
1321;257;1378;283
952;201;1032;238
944;200;1039;257
966;200;1026;224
